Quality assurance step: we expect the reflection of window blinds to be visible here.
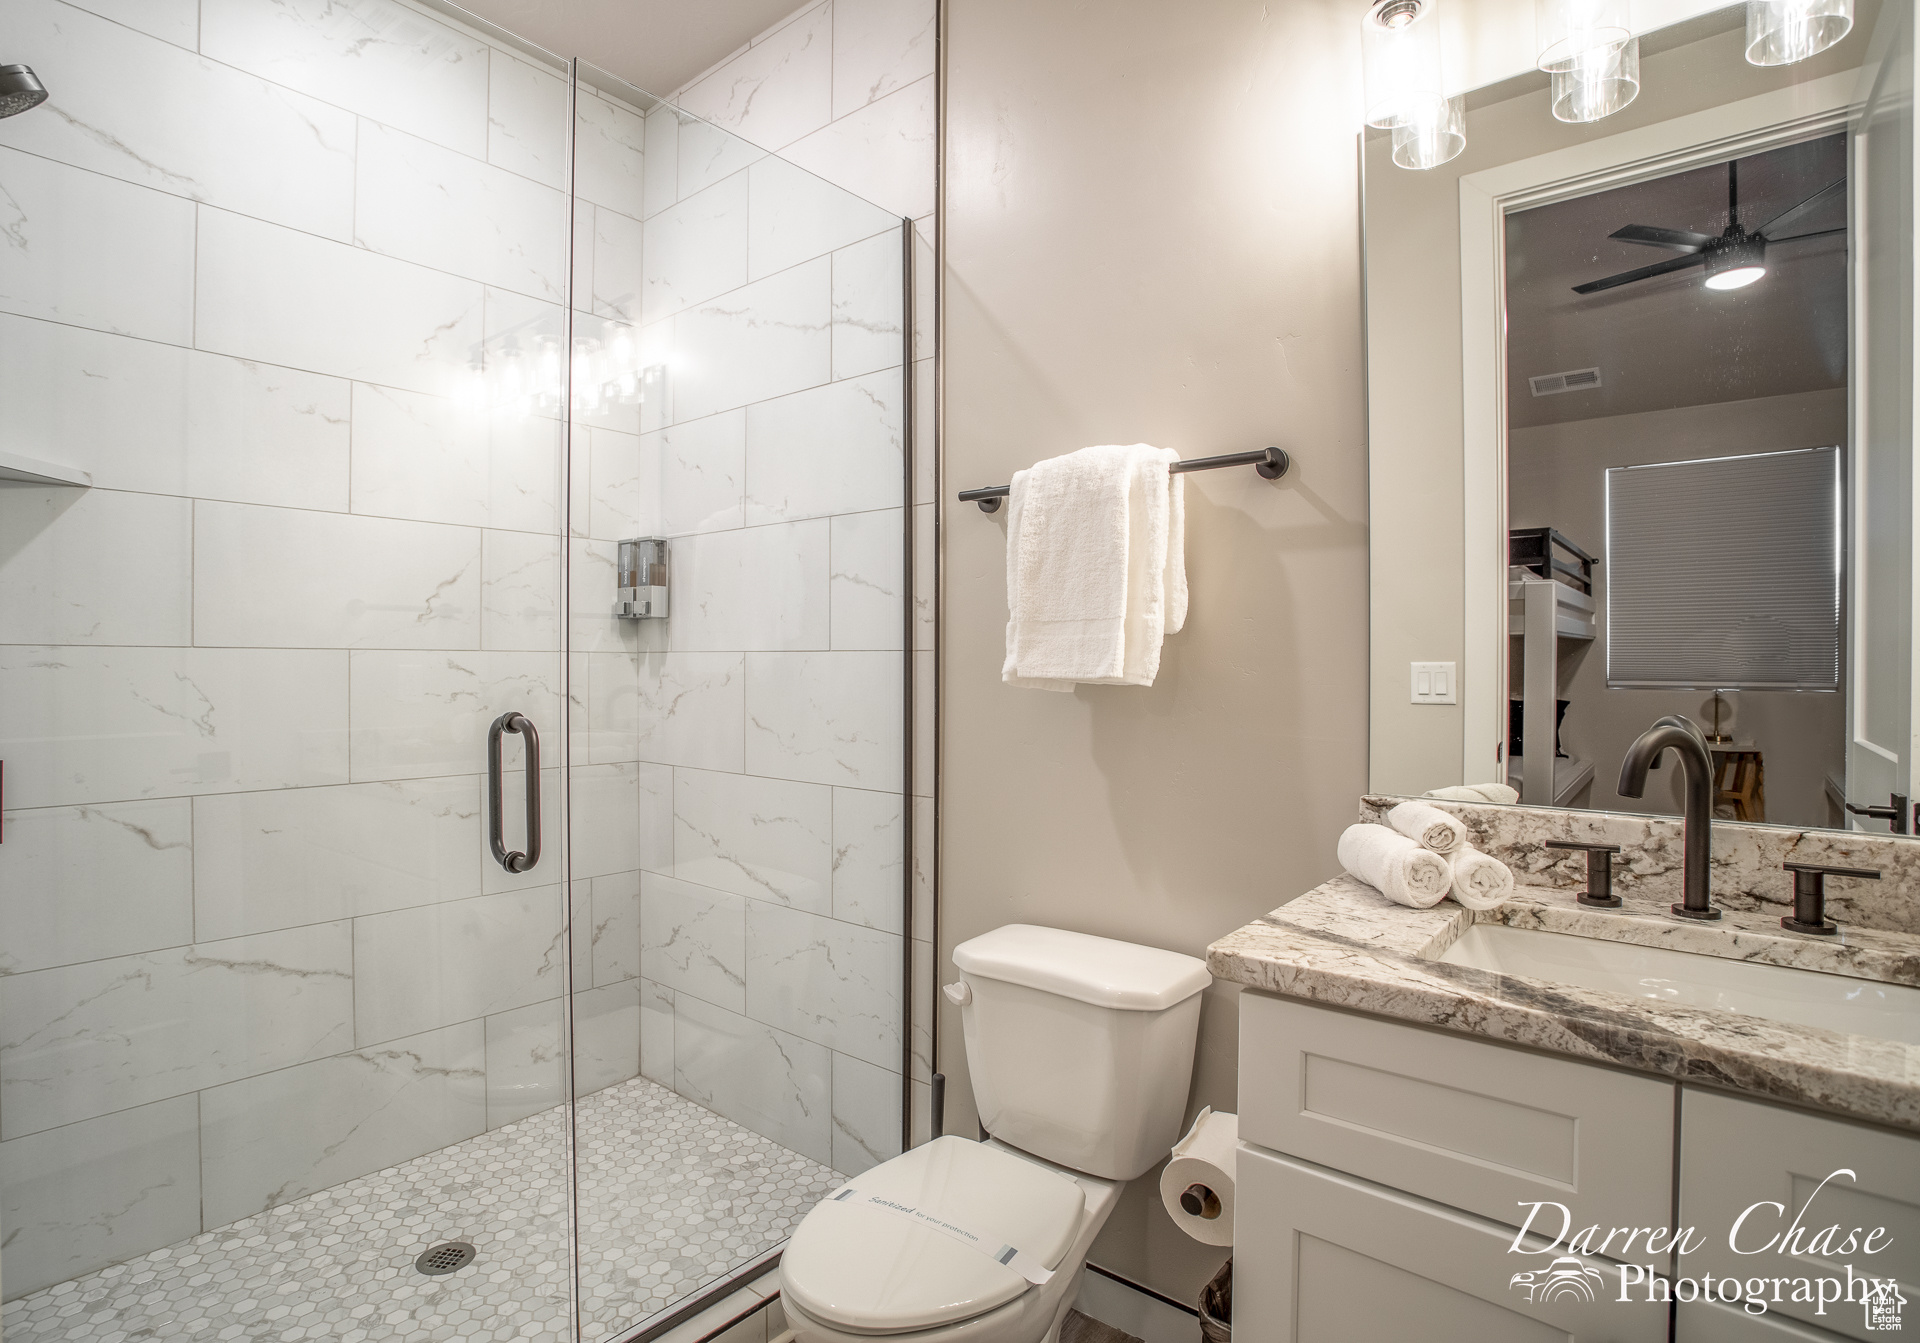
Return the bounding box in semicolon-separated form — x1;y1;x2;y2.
1605;446;1841;691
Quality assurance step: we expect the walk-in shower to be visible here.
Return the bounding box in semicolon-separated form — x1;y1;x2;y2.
0;3;914;1339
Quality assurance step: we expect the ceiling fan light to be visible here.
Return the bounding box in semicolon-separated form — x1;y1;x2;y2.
1704;235;1768;289
1535;0;1632;72
1704;266;1766;290
1549;36;1639;122
1391;94;1466;170
1745;0;1852;66
1361;0;1447;130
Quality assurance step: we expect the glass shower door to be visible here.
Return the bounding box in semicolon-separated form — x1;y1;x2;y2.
0;4;578;1338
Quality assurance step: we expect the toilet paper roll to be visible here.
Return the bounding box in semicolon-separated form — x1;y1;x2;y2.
1159;1107;1237;1247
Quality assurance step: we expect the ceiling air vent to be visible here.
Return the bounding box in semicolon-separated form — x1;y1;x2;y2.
1528;367;1603;397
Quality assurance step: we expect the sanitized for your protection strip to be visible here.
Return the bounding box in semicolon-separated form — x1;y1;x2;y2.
828;1187;1056;1286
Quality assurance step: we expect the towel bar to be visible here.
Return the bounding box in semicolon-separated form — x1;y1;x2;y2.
957;446;1290;513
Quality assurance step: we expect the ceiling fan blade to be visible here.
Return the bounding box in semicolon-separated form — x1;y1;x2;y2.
1572;250;1709;295
1757;178;1844;238
1766;226;1847;244
1610;223;1714;252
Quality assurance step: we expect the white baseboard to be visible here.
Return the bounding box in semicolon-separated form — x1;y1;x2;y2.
1072;1265;1203;1343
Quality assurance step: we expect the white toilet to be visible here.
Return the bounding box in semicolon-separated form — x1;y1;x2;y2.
780;924;1211;1343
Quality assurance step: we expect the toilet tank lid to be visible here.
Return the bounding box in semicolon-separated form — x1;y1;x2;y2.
953;925;1211;1010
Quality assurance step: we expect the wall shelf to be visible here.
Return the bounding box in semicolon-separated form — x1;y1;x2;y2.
0;451;91;488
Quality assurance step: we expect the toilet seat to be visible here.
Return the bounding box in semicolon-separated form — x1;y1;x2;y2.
782;1137;1087;1335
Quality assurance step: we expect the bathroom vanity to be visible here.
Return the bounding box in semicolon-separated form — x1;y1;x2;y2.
1210;799;1919;1343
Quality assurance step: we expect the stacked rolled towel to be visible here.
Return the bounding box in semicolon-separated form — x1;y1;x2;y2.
1448;845;1516;910
1337;823;1453;909
1424;783;1520;805
1385;801;1469;854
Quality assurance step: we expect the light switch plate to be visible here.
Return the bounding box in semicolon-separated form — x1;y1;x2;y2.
1411;661;1456;705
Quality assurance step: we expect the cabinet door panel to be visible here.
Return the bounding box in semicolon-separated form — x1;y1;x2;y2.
1239;992;1675;1234
1678;1088;1919;1343
1236;1142;1670;1343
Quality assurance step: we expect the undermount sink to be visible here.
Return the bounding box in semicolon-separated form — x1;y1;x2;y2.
1436;923;1920;1045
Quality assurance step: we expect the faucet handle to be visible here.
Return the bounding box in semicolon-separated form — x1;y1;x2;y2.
1780;862;1881;936
1544;841;1623;908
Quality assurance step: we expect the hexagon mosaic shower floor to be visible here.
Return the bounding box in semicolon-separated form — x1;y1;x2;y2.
4;1076;843;1343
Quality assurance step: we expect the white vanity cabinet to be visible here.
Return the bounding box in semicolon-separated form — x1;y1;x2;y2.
1234;991;1920;1343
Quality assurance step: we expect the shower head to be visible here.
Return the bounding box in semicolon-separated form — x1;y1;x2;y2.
0;65;48;119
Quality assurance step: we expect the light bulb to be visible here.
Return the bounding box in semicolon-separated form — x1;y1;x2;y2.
1745;0;1852;65
1362;0;1446;131
1704;266;1766;290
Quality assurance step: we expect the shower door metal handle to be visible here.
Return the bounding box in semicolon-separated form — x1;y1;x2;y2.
487;713;541;873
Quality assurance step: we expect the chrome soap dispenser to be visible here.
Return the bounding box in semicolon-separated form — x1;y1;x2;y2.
615;538;669;619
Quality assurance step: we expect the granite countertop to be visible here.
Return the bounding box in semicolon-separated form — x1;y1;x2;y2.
1207;875;1920;1133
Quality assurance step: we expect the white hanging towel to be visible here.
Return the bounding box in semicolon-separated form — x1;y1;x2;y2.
1002;444;1187;690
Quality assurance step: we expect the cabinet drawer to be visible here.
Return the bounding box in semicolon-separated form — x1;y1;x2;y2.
1679;1088;1919;1343
1239;991;1675;1234
1235;1143;1670;1343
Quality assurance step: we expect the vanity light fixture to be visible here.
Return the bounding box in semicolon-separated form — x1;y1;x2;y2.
1362;0;1465;170
1537;0;1638;122
1745;0;1852;66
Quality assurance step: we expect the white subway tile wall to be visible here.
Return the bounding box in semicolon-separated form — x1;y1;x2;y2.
0;0;934;1315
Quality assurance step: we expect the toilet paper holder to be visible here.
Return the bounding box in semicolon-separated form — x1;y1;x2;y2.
1180;1183;1223;1220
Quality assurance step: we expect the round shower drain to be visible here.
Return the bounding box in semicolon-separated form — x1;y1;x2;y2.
414;1241;477;1276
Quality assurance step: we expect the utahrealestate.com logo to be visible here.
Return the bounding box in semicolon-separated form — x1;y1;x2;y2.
1506;1168;1906;1331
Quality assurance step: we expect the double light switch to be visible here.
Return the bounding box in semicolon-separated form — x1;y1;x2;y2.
1410;661;1456;704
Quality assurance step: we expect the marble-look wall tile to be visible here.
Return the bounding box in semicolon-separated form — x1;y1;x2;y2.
633;652;746;771
0;488;192;646
574;88;648;219
640;978;675;1085
196;1020;488;1227
482;528;562;651
643;104;681;217
672;993;830;1165
585;651;641;763
574;979;643;1096
0;146;194;344
744;370;903;524
0;317;351;510
831;788;905;934
782;76;936;222
58;0;198;46
913;649;934;799
0;922;355;1139
674;768;833;913
641;873;748;1012
195;208;484;399
193;778;481;941
0;800;193;975
830;1051;902;1177
0;1095;202;1298
913;357;936;505
592;205;646;322
675;114;767;203
670;520;831;652
829;509;905;651
350;379;563;535
745;651;903;789
587;425;655;541
746;157;897;283
913;502;934;649
355;120;567;302
487;49;570;191
831;231;906;382
911;796;934;938
353;887;566;1045
346;650;559;782
194;502;481;651
0;0;355;238
572;761;665;879
0;647;348;809
199;0;490;159
590;872;643;985
672;258;831;422
674;4;833;152
745;902;901;1070
830;0;937;120
910;936;933;1085
642;173;747;324
643;411;748;537
483;999;566;1129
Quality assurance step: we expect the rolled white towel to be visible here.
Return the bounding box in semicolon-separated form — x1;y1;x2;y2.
1386;801;1469;855
1338;823;1453;909
1449;845;1516;910
1424;783;1520;805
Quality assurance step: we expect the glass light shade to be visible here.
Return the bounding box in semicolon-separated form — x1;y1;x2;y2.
1550;36;1639;122
1704;265;1767;289
1745;0;1853;65
1535;0;1632;71
1392;95;1466;170
1362;0;1446;129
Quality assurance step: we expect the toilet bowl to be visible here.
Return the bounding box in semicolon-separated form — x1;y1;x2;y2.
778;925;1210;1343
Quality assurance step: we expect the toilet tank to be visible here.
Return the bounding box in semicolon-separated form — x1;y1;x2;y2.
951;925;1211;1181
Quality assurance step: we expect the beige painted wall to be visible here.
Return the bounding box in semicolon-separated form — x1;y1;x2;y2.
941;0;1370;1303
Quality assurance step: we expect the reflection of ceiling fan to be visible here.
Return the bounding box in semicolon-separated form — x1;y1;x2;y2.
1572;160;1846;295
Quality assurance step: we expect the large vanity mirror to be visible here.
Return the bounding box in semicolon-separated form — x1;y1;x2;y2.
1364;0;1915;834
